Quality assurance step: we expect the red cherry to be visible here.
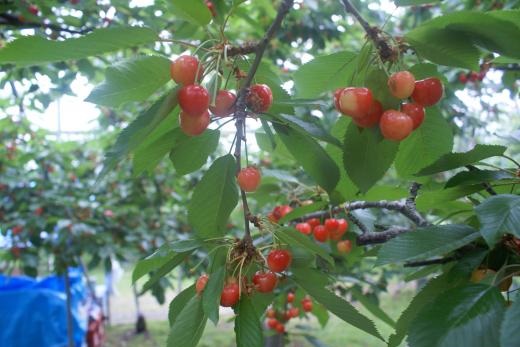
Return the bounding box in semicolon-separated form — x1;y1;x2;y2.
338;87;373;118
196;274;209;295
34;207;44;216
70;0;80;4
267;249;292;272
324;218;339;233
28;4;39;15
353;100;383;128
477;71;486;81
237;167;261;192
272;205;293;222
252;271;278;293
220;282;240;307
295;222;312;235
178;85;210;116
333;88;343;111
170;56;203;86
337;240;352;253
411;77;443;106
313;225;329;242
246;84;273;113
266;308;276;318
330;218;349;241
205;0;217;17
379;110;413;141
469;72;479;82
287;292;295;303
12;226;23;235
11;247;21;258
179;110;210;136
388;71;416;99
267;318;278;329
306;218;321;229
289;307;299;318
302;299;313;312
400;103;425;130
275;322;285;334
458;73;468;84
209;90;236;117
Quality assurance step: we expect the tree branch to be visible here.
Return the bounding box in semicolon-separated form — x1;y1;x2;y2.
357;226;410;245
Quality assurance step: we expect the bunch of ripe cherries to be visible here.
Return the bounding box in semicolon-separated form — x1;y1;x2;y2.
334;71;444;141
264;293;314;334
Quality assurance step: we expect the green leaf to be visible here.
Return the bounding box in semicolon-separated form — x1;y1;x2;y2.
188;155;239;239
292;268;383;341
133;129;181;176
168;284;196;326
408;284;506;347
274;227;334;266
234;295;264;347
350;287;395;328
396;0;441;5
445;169;514;188
278;201;328;224
269;113;341;147
168;239;204;252
141;252;191;294
170;129;220;175
293;51;358;98
500;292;520;347
170;0;212;26
395;107;453;177
167;295;208;347
475;194;520;247
99;88;179;180
202;247;227;324
364;69;400;110
343;124;398;193
0;27;158;67
273;123;339;193
132;246;174;283
416;144;507;176
377;224;479;266
86;55;171;107
416;185;484;212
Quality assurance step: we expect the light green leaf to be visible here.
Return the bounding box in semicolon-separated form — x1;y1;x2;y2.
377;224;479;266
133;129;181;176
395;107;453;177
475;194;520;247
234;296;263;347
275;227;334;266
350;287;395;328
132;246;174;284
140;252;191;294
170;129;220;175
170;0;212;26
0;27;158;67
167;296;208;347
343;124;398;193
416;185;484;212
86;55;171;107
188;155;239;239
168;284;196;326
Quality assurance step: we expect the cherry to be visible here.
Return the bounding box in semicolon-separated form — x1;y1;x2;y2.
220;282;240;307
178;85;210;116
209;90;236;117
267;318;278;329
287;292;295;303
469;72;479;82
353;100;382;128
313;225;329;242
266;308;276;318
34;207;44;216
388;71;416;99
12;226;23;235
324;218;339;233
28;5;39;16
400;103;425;130
196;274;209;295
411;77;443;106
337;240;352;253
246;84;273;113
329;218;349;241
267;249;292;272
275;322;285;334
333;88;343;111
205;0;217;17
289;307;299;318
252;271;278;293
458;73;468;84
170;55;203;86
302;298;313;312
271;205;293;222
338;87;372;118
237;166;261;192
295;222;312;235
179;110;210;136
379;110;413;141
11;247;21;258
306;218;321;229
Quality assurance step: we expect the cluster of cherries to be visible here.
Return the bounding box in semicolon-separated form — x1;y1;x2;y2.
195;248;293;307
334;71;443;141
458;63;489;84
170;55;274;136
265;293;314;333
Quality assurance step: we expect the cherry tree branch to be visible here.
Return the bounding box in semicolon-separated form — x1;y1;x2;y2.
233;0;294;242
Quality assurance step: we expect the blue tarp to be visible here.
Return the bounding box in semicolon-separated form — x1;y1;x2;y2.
0;268;87;347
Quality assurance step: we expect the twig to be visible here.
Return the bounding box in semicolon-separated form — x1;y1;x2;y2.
0;13;93;35
345;212;370;234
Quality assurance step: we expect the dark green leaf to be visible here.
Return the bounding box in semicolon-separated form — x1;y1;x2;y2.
274;227;334;266
167;295;208;347
168;284;196;326
377;224;479;266
202;247;227;324
445;170;514;188
269;113;341;147
168;239;204;252
188;155;239;239
500;292;520;347
417;145;507;176
170;129;220;175
132;245;174;283
475;194;520;247
350;287;395;328
133;129;181;176
234;295;263;347
141;252;191;294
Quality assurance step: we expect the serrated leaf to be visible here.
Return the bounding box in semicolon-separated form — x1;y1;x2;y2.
170;129;220;175
133;128;182;176
416;144;507;176
445;170;514;188
273;123;339;193
475;194;520;247
278;201;328;224
350;287;395;328
395;107;453;177
293;51;358;98
377;224;479;266
0;27;158;67
202;247;227;324
416;185;484;212
170;0;212;26
408;284;506;347
274;227;334;266
140;252;191;294
292;268;383;341
168;284;196;326
310;302;330;328
500;292;520;347
167;295;208;347
269;113;341;147
86;55;171;107
234;295;263;347
188;155;239;239
343;124;398;193
132;246;175;283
